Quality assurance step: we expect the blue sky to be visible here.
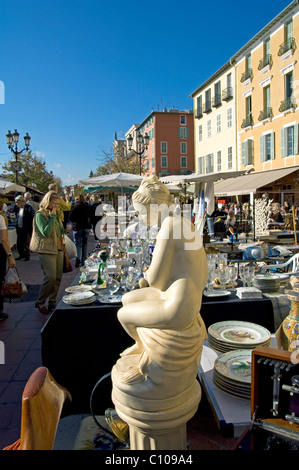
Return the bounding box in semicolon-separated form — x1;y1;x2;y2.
0;0;292;186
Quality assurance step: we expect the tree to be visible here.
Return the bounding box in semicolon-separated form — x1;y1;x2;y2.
96;146;144;175
1;151;59;193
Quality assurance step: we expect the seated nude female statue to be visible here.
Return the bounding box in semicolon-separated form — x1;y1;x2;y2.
111;175;208;449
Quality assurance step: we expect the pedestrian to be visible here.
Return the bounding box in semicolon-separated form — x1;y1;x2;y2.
15;195;35;261
24;192;39;212
48;183;71;224
0;213;16;320
29;191;64;315
69;194;92;267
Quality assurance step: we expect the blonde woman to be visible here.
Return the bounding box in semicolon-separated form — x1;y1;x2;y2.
30;191;64;314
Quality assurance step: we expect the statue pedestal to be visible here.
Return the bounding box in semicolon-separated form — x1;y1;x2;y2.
112;368;201;450
129;423;187;450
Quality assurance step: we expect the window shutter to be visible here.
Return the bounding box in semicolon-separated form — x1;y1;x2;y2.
247;140;253;165
294;124;299;155
281;128;285;157
270;132;275;160
260;136;265;162
242;142;247;165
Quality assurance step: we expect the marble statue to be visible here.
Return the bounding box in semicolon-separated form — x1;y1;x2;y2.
111;175;208;450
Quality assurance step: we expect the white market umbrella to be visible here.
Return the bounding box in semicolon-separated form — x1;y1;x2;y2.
0;178;25;194
78;172;143;190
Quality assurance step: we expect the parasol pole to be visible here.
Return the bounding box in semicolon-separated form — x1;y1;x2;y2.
292;206;297;244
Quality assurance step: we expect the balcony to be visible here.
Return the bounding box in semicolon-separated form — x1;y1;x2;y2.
279;96;296;112
241;115;254;129
203;101;212;113
241;68;253;83
278;37;296;57
212;94;222;107
195;107;203;118
222;87;233;101
258;107;273;121
258;54;273;71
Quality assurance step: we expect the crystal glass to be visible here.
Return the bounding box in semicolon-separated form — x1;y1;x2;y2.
239;264;248;287
217;266;230;291
243;264;255;287
227;264;238;291
206;255;217;292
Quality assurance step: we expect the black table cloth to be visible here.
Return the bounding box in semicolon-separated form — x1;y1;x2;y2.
41;277;274;415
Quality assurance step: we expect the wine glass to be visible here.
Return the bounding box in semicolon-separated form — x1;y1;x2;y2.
217;266;230;291
244;264;255;287
206;256;217;292
239;264;248;287
227;264;238;291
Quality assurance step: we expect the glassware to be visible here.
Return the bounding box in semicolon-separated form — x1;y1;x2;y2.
239;264;248;287
243;264;255;287
126;267;137;291
206;254;217;292
217;266;230;291
227;264;238;291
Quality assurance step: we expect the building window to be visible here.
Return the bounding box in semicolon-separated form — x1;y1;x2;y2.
161;155;168;168
181;156;187;168
241;139;254;165
145;159;149;170
180;115;186;125
206;153;213;173
198;156;204;174
151;157;155;168
216;114;221;133
227;107;232;128
178;127;189;138
161;141;167;153
228;147;233;169
196;96;203;118
217;151;221;172
260;133;275;161
181;142;187;153
281;124;299;157
199;124;203;142
207;120;212;138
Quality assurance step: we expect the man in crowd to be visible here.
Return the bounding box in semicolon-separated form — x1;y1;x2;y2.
14;195;35;261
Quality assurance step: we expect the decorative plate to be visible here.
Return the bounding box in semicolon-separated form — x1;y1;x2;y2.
214;349;252;384
65;285;93;293
203;290;231;298
98;294;123;304
208;321;271;346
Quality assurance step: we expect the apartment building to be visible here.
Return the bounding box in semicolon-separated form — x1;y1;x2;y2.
237;1;299;174
126;109;195;177
190;63;237;176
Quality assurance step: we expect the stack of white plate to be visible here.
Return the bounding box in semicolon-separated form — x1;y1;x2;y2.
65;285;93;294
208;320;271;353
63;291;96;306
253;274;280;292
213;349;252;400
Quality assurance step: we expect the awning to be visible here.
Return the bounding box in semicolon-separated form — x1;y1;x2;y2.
214;166;299;196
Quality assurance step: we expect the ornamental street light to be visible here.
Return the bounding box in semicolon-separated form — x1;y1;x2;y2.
6;129;31;184
127;131;149;175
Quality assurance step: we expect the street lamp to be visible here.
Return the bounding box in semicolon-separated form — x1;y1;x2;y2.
127;131;149;175
6;129;31;184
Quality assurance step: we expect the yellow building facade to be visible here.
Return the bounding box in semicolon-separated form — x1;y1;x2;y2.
237;4;299;174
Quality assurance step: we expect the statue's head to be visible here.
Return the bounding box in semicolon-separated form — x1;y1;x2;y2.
132;175;173;226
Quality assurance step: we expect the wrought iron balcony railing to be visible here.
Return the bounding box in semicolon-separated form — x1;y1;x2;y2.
212;94;222;107
195;107;203;118
279;97;296;112
258;107;273;121
241;115;254;128
203;101;212;113
222;87;233;101
258;54;273;70
241;68;253;83
278;37;296;56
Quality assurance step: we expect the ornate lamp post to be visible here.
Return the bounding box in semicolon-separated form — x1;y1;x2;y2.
127;131;149;175
6;129;31;184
